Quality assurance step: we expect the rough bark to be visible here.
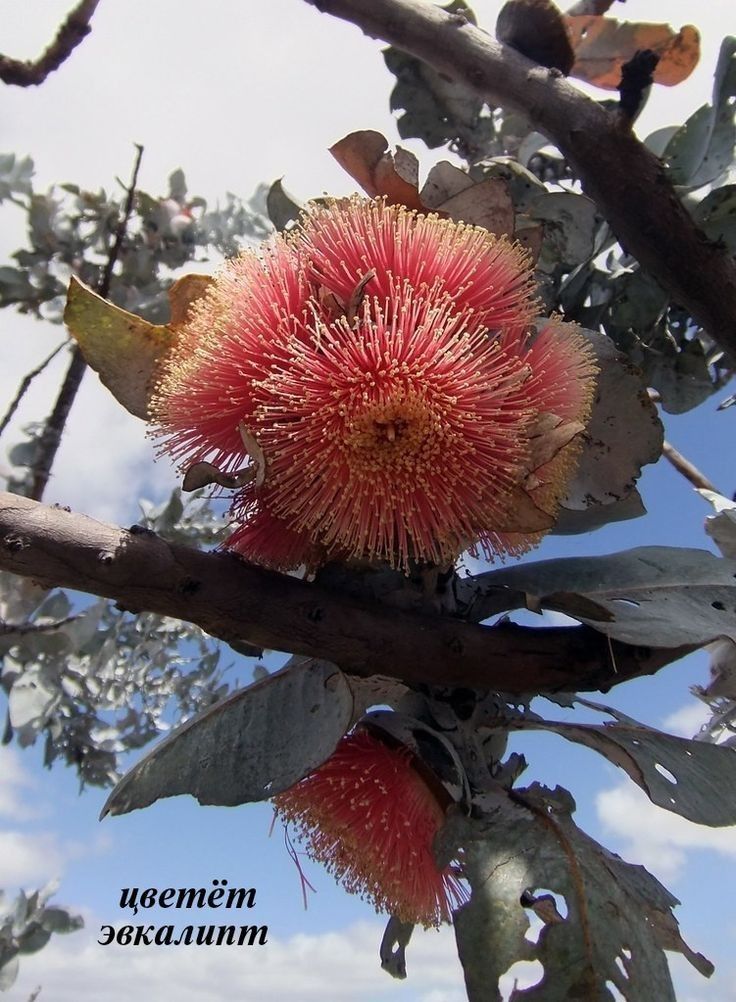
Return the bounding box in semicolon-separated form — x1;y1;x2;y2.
0;491;692;694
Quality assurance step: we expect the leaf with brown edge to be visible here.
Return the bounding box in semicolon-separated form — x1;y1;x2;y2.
167;273;213;327
64;277;176;421
238;423;267;488
566;16;700;90
329;131;424;209
65;274;213;421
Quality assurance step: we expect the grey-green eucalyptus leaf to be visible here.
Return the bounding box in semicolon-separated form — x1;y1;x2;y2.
699;489;736;559
484;698;736;825
101;658;353;817
692;184;736;252
529;192;597;272
447;783;711;1002
554;330;662;532
663;37;736;187
468;546;736;648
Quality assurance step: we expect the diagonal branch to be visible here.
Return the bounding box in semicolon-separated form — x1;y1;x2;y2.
0;0;101;86
662;440;721;494
304;0;736;365
28;144;143;502
0;491;693;694
0;340;66;440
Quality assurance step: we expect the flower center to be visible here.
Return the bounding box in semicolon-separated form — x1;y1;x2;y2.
373;418;406;443
340;388;446;478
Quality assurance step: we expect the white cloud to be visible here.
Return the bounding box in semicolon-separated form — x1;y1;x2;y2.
13;920;466;1002
7;912;562;1002
668;952;736;1002
0;746;39;821
662;702;712;739
0;745;112;887
0;830;64;886
596;781;736;882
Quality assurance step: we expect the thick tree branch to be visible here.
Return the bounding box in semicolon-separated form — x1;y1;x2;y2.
304;0;736;364
0;0;101;86
0;491;692;694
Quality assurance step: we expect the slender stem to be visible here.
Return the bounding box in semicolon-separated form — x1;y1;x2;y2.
662;440;721;495
28;144;144;501
0;340;66;439
0;614;79;636
99;143;144;298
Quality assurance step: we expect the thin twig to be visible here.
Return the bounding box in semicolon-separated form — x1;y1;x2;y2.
0;340;66;439
28;144;144;501
99;143;144;298
662;440;721;495
0;0;101;86
0;614;80;637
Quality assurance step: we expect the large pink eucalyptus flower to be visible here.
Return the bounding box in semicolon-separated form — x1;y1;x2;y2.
152;197;597;570
272;727;467;927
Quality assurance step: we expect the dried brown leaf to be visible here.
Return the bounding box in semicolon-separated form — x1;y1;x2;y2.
329;130;424;209
566;15;700;89
238;423;267;488
181;461;255;493
527;412;585;471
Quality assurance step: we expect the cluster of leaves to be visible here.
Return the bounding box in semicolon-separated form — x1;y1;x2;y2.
383;7;736;414
0;153;274;494
0;882;82;992
0;154;270;325
99;626;736;997
0;491;235;789
561;38;736;414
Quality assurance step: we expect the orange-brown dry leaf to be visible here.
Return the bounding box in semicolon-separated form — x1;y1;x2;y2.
565;15;700;89
329;131;425;209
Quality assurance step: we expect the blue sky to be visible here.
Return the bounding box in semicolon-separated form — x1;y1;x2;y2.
2;1;736;999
